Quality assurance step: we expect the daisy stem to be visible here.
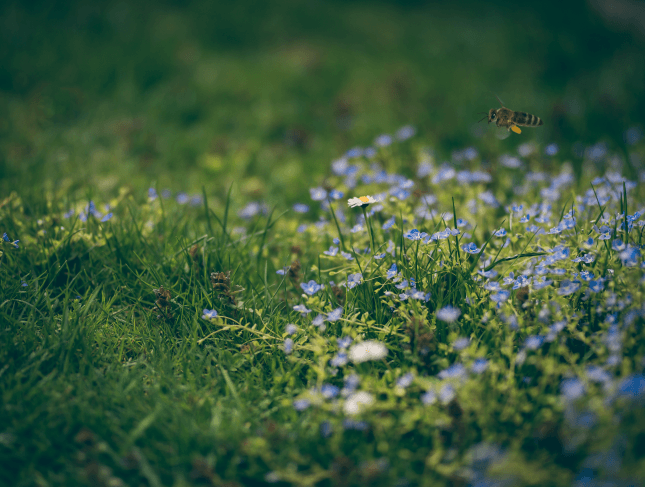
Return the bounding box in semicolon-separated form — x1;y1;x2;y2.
328;199;346;251
362;207;376;256
452;197;461;264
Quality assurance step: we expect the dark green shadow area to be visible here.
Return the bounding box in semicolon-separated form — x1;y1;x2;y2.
1;0;643;204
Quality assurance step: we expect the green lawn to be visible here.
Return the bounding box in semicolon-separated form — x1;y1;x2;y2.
1;1;645;486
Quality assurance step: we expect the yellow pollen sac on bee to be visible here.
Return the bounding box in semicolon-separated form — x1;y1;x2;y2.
359;196;370;203
511;125;522;134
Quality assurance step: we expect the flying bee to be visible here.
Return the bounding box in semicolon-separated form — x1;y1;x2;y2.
478;95;543;134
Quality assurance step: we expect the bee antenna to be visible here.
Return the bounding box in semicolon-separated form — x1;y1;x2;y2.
477;114;488;123
495;94;504;106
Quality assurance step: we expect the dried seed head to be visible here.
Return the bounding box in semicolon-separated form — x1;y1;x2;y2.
288;260;301;282
153;286;171;308
189;244;201;262
332;283;346;305
210;271;231;292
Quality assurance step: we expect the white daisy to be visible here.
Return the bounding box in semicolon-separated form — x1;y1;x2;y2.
348;195;377;208
348;340;388;363
343;391;375;415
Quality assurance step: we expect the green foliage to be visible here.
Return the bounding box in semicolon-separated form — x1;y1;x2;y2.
2;1;645;486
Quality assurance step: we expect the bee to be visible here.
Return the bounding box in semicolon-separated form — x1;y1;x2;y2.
478;96;543;134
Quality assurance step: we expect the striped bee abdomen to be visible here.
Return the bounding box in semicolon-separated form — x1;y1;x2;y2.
514;112;543;126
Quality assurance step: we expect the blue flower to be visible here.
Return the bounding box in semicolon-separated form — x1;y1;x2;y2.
409;289;428;300
490;290;510;303
544;143;559;156
283;338;294;354
524;335;544;350
624;126;643;145
461;242;480;254
395;279;409;290
323;246;339;256
404;229;428;241
453;337;470;350
374;134;393;147
396;372;414;388
589;279;604;293
293;304;312;316
326;307;343;322
617;374;645;398
344;373;360;391
586;365;611;384
478;191;500;208
312;314;325;329
417;161;433;178
611;239;625;251
329;189;344;200
321;384;340;399
396;125;416;141
493;228;507;237
439;384;456;404
293;203;309;213
239;202;262;219
533;277;552;290
330;352;348;367
202;309;218;319
432;165;456;184
310;187;328;201
619;246;640;267
471;358;488;374
558;280;581;296
337;336;352;349
100;212;113;222
301;280;323;295
340;251;354;261
293;398;310;411
347;273;363;289
176;192;189;204
561;378;585;401
390;187;410;200
343;419;369;431
436;306;461;323
382;216;396;230
421;390;437;405
285;324;298;335
148;187;158;200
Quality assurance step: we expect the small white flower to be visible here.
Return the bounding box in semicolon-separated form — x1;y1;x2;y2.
348;195;377;208
436;305;461;323
343;391;375;415
348;340;388;363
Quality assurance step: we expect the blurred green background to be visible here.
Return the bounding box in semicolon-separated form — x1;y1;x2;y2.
1;0;643;205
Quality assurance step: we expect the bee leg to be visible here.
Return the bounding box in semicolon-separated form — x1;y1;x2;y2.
510;125;522;134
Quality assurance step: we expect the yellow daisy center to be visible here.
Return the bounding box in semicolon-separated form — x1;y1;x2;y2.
359;196;370;203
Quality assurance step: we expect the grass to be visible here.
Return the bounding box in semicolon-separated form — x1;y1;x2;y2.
2;1;645;486
3;135;645;486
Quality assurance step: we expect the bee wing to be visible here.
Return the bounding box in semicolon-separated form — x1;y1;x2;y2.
510;125;522;134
